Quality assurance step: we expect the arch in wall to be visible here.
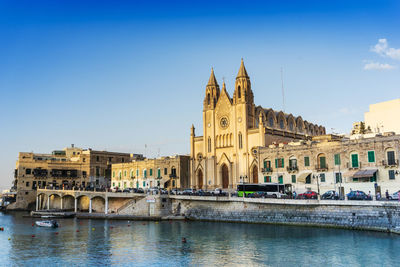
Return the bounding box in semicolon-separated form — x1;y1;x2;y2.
197;169;203;189
252;165;258;184
221;164;229;189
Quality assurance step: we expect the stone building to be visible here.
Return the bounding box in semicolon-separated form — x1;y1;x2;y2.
190;59;325;190
258;133;400;196
10;145;134;209
111;155;190;190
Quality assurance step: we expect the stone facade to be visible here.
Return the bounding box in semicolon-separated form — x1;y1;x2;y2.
258;134;400;196
11;145;134;210
111;155;190;190
365;98;400;134
190;59;325;191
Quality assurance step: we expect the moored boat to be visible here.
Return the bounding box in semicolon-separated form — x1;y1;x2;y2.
35;220;59;228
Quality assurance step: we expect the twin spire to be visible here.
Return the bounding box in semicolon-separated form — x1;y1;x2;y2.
207;59;249;86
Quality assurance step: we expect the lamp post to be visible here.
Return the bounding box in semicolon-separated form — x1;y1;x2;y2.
313;174;320;199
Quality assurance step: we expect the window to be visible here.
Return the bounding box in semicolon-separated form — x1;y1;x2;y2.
130;170;133;178
124;170;127;177
26;169;31;175
124;182;127;188
157;168;161;178
291;175;296;183
264;176;271;182
279;119;285;129
144;170;147;178
96;167;100;177
389;170;395;180
112;182;115;187
150;169;153;176
289;158;297;168
263;160;271;171
143;181;146;187
26;182;29;187
172;180;176;187
171;167;177;177
289;121;294;131
318;154;326;169
238;86;241;98
118;182;121;187
275;158;284;168
238;133;243;149
137;169;139;177
320;173;325;182
367;151;375;163
207;93;210;105
304;156;310;167
334;154;341;165
112;171;115;178
119;171;122;179
335;172;342;183
351;154;359;168
96;156;100;162
387;151;396;165
83;171;87;177
278;175;283;184
269;117;274;127
208;137;211;152
164;168;168;175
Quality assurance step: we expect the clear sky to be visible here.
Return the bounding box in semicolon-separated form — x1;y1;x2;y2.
1;0;399;190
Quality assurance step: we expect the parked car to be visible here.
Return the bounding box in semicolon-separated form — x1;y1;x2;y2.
298;191;318;199
123;188;133;193
388;191;400;200
322;190;339;200
182;189;196;195
347;190;371;200
136;188;145;194
115;189;122;193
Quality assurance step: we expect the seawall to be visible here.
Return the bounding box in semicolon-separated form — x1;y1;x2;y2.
170;196;400;234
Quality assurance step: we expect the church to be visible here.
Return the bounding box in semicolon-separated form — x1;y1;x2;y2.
190;59;326;190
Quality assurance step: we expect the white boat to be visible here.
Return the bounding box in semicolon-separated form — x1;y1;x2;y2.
35;220;59;228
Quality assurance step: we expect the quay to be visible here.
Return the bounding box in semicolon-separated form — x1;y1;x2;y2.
33;188;400;234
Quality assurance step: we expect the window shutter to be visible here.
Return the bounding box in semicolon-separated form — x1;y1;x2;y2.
275;159;278;168
281;158;284;168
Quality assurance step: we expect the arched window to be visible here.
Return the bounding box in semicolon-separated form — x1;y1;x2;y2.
289;121;294;131
207;93;210;105
143;169;147;178
238;132;243;149
130;170;133;178
208;137;211;152
269;116;274;127
124;170;127;177
238;85;241;98
280;119;285;129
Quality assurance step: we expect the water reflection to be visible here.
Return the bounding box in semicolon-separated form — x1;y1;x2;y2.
0;212;399;266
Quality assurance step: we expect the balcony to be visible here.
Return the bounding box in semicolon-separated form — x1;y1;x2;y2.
287;166;298;173
315;164;328;172
261;168;273;173
382;159;399;168
347;162;361;170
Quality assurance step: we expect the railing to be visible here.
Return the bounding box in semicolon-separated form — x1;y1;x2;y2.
287;166;298;172
315;164;328;171
382;159;399;167
346;162;361;169
261;168;273;173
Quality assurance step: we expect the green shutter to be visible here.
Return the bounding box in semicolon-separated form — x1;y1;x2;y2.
264;176;267;182
158;169;161;178
368;151;375;163
389;170;395;180
291;175;296;183
304;156;310;167
334;154;341;165
281;158;284;168
320;173;325;182
143;181;146;186
319;157;326;168
150;169;153;176
351;154;359;168
278;176;283;184
275;159;278;168
264;160;267;169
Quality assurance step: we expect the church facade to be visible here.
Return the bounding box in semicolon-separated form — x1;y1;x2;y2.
190;59;326;190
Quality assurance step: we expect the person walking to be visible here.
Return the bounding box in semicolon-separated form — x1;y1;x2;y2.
386;190;389;200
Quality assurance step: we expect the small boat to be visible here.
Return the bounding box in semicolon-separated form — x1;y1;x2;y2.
35;220;59;228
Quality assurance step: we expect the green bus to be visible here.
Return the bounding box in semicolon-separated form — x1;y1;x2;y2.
237;183;289;198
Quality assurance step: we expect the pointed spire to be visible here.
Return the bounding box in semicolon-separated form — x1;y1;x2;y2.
236;58;249;79
207;67;218;86
222;81;227;91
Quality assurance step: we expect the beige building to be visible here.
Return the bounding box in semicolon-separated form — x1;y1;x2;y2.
111;155;190;190
11;145;133;209
190;60;326;190
258;133;400;196
365;98;400;134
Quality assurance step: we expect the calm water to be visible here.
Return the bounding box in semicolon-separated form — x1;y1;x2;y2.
0;212;399;266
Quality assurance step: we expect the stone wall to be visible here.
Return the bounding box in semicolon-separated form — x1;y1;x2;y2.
171;196;400;233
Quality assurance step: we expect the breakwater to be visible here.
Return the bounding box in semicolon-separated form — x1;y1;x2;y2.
170;196;400;233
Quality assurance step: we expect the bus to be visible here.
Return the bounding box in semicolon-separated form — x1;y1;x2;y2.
237;183;290;198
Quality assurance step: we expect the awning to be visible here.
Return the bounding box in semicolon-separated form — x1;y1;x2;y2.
297;172;312;183
353;169;378;178
343;170;358;178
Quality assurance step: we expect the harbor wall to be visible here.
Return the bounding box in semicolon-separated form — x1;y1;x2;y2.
170;196;400;233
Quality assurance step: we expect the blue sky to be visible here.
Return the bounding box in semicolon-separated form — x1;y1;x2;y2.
1;0;400;189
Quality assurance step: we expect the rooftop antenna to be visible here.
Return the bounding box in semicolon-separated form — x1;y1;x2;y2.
281;67;285;112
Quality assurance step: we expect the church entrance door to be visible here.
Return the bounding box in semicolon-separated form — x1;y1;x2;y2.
252;165;258;183
197;169;203;189
222;164;229;188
